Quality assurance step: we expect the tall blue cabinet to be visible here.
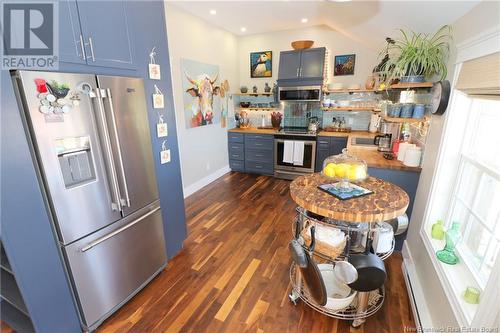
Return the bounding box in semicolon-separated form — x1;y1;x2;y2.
1;2;186;332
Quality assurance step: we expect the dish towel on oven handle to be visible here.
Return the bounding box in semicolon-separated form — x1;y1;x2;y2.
283;140;294;164
293;141;305;166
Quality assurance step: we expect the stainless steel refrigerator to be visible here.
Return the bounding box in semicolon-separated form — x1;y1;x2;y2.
12;70;167;330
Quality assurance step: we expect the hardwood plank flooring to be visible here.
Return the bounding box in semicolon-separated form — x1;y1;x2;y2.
2;173;416;332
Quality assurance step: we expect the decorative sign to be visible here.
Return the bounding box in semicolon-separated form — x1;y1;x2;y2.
153;84;164;109
157;113;168;138
160;141;170;164
149;47;161;80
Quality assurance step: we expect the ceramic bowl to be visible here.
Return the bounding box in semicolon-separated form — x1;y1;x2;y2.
318;264;357;310
291;40;314;50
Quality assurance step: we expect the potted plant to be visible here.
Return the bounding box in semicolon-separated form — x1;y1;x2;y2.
379;25;452;84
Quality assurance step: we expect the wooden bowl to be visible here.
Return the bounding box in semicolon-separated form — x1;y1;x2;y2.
291;40;314;50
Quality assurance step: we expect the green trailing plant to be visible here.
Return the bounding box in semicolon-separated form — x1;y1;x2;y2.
379;25;452;83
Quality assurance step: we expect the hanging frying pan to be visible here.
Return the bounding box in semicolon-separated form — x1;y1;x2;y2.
289;219;307;268
299;226;327;306
348;227;386;292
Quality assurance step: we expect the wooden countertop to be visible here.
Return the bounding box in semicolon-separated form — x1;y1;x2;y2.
228;128;421;172
319;130;422;172
228;127;278;135
290;173;410;222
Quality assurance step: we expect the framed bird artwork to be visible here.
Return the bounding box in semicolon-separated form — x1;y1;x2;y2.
250;51;272;78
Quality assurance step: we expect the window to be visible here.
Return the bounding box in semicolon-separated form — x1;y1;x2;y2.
447;98;500;288
423;95;500;325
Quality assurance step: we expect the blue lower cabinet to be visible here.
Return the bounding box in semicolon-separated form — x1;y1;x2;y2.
315;136;348;172
227;132;275;175
229;159;245;172
244;133;274;175
315;148;330;172
245;160;273;175
228;143;244;161
368;167;421;251
330;137;348;155
228;133;245;171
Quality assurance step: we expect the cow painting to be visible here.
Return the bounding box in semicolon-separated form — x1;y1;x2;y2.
185;72;220;127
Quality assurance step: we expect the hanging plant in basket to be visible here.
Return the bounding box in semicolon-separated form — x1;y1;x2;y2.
379;25;452;84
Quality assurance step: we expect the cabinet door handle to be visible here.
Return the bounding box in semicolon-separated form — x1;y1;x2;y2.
299;67;303;76
296;68;299;77
255;165;263;169
256;154;263;157
86;37;96;62
255;143;262;146
79;34;86;60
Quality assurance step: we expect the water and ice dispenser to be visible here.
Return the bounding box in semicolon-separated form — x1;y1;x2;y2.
55;136;95;188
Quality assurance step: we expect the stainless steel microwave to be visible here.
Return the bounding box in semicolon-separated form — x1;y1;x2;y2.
279;86;322;101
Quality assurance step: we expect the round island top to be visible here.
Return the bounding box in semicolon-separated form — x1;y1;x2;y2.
289;173;409;223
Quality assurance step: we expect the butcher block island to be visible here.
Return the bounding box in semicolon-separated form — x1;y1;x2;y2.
288;173;409;327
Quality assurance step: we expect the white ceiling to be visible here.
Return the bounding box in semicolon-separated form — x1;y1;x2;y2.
168;0;481;50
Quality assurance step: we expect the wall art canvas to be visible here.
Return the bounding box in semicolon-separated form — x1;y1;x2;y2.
250;51;272;78
181;58;221;128
334;54;356;76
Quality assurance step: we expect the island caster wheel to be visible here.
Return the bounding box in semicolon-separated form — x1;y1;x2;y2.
289;290;300;305
352;318;365;328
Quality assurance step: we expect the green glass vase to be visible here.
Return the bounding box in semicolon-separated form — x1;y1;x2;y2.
436;222;461;265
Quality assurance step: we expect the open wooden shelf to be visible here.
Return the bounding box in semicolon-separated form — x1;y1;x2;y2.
233;92;273;96
322;107;380;112
382;116;428;123
324;88;376;94
237;107;280;111
390;82;434;89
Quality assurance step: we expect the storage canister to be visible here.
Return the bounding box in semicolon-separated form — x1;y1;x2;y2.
412;104;425;118
400;103;414;118
388;103;402;117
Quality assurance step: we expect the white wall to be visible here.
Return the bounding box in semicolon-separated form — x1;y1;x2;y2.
165;4;238;196
237;25;378;92
404;0;500;328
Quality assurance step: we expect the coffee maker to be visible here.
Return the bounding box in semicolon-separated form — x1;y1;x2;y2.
374;121;401;152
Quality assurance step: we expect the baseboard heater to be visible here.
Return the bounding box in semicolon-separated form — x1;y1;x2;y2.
402;261;423;330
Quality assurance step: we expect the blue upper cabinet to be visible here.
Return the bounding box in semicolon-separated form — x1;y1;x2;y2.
278;50;302;80
58;1;86;64
278;47;326;85
75;1;136;69
299;48;325;80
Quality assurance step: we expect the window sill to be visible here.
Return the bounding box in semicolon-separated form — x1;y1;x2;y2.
420;229;481;325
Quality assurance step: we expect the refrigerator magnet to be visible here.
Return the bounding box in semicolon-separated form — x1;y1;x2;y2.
157;113;168;138
153;84;164;109
148;47;161;80
160;141;171;164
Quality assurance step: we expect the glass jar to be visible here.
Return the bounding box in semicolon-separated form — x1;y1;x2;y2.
322;148;368;191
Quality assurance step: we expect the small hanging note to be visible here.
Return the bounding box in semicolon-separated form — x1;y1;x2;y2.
148;47;161;80
160;140;171;164
157;113;168;138
153;84;164;109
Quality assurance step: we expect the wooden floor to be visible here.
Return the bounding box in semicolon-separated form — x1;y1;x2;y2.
3;173;415;332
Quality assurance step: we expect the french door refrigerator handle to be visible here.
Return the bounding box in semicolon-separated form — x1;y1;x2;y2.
104;88;131;208
92;88;122;212
80;206;160;252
